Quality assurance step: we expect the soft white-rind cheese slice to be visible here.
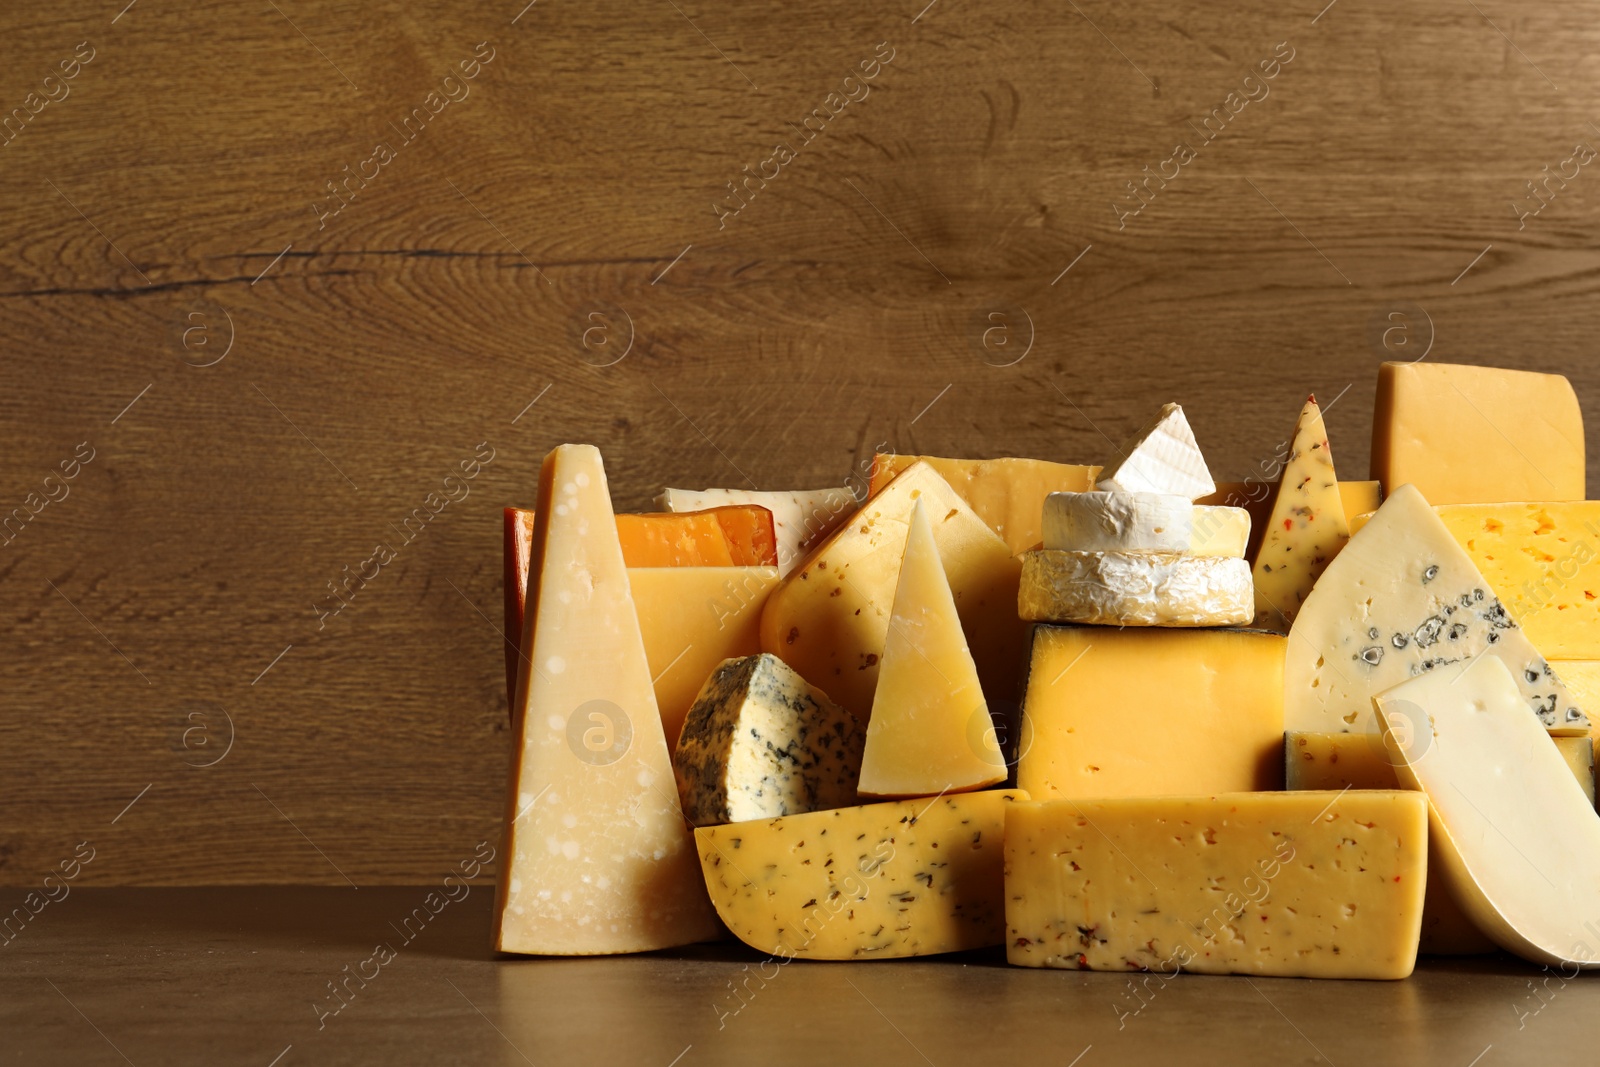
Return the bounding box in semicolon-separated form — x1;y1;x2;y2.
1376;655;1600;968
1094;402;1217;501
1042;491;1249;557
1018;550;1253;627
656;487;857;577
1284;483;1590;736
672;653;864;827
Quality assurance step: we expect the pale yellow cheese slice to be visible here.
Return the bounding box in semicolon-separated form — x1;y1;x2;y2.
494;444;720;955
1252;395;1350;631
857;501;1007;798
867;453;1098;555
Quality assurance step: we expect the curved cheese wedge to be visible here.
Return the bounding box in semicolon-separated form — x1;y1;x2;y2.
1018;550;1253;627
695;789;1026;960
1284;483;1590;736
1375;655;1600;968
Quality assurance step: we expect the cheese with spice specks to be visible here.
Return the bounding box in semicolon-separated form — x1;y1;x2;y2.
1252;395;1350;631
696;789;1026;960
672;654;863;827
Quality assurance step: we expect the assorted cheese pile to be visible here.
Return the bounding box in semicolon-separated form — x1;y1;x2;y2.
493;360;1600;980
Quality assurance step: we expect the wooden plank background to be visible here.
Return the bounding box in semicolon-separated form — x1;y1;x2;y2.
2;0;1597;884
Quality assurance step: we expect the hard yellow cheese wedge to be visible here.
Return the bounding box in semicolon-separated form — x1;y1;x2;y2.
494;444;719;955
858;501;1007;798
1376;655;1600;968
1252;395;1350;631
760;461;1026;721
868;453;1098;555
696;789;1027;960
1006;792;1428;979
657;486;857;576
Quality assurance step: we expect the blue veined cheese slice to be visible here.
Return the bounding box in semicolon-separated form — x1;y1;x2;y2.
673;654;863;826
1284;483;1590;736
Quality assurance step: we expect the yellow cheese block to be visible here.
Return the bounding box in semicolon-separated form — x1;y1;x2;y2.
1431;502;1600;660
858;502;1007;798
1202;480;1380;561
696;789;1027;960
1372;361;1585;504
1017;626;1285;800
1555;660;1600;767
1005;792;1428;979
494;445;720;955
629;567;780;748
761;461;1027;721
1252;396;1350;631
868;453;1098;555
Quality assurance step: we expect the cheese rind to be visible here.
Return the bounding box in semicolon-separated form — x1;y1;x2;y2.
657;487;857;577
1017;626;1284;799
1372;361;1585;504
1252;396;1350;631
494;445;720;955
1284;483;1591;735
672;654;863;826
1018;550;1253;627
696;789;1026;960
1005;792;1428;979
1043;491;1250;557
760;461;1026;721
858;501;1007;798
1095;402;1216;500
1375;655;1600;967
867;454;1098;555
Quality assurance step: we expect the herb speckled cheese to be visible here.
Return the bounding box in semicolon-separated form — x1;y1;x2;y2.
1005;792;1428;979
1018;550;1253;626
673;654;863;827
696;789;1026;960
1252;395;1350;631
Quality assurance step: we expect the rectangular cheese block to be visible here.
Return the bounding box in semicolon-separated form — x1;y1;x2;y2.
696;789;1026;959
1018;550;1254;627
657;486;856;576
1554;659;1600;767
494;444;719;955
1432;502;1600;659
1005;792;1428;978
868;453;1098;555
1203;479;1381;561
1375;655;1600;967
613;506;777;567
1017;626;1284;800
1372;361;1585;504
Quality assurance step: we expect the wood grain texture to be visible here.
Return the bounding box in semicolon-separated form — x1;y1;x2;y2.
1;0;1598;884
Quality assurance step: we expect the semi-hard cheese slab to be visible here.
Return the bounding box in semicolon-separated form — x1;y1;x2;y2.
867;453;1098;555
1095;402;1216;500
673;654;863;826
1284;483;1591;736
1372;361;1585;504
760;461;1026;721
858;501;1007;798
494;445;720;955
657;486;857;577
1286;732;1596;807
696;790;1026;960
1041;491;1250;557
1375;655;1600;968
1005;792;1428;979
1017;626;1284;799
1252;395;1350;631
1018;550;1253;627
1433;501;1600;660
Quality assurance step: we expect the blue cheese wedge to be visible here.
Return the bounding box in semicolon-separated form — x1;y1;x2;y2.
673;654;864;827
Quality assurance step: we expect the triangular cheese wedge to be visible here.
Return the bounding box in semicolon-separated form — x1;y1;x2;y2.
1095;402;1216;500
857;500;1008;798
1284;482;1591;736
1252;395;1350;630
1375;655;1600;968
493;444;720;955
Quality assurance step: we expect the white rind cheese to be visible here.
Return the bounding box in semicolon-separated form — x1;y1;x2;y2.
672;654;864;827
656;486;856;577
1284;483;1591;735
1376;655;1600;968
1095;402;1217;501
1042;491;1249;557
1018;550;1253;627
